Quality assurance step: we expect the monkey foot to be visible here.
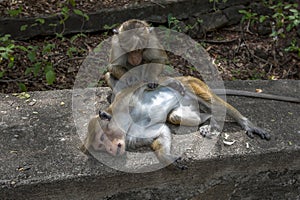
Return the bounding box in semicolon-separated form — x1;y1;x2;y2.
246;126;271;140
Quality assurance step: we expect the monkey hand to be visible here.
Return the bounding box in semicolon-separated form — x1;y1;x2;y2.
147;82;159;89
99;110;112;121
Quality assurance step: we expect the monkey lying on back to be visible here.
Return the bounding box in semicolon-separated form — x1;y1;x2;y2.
81;76;293;168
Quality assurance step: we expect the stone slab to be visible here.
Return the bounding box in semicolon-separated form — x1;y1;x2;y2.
0;80;299;199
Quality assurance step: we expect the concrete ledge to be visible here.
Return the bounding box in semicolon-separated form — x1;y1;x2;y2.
0;0;256;40
0;80;300;199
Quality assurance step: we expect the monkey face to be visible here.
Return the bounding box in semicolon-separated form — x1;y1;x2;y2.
127;50;143;66
86;117;126;157
105;137;126;156
104;121;126;156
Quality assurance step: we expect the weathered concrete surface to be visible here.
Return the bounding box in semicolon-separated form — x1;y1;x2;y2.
0;80;300;199
0;0;257;40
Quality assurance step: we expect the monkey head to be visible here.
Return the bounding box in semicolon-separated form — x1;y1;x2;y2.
115;19;152;66
81;115;126;157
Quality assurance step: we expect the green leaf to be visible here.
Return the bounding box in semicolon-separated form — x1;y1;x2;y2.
44;63;53;73
103;24;118;30
284;4;292;9
70;33;87;43
259;15;267;23
16;45;28;52
289;9;298;13
46;70;56;85
36;18;45;24
20;25;28;31
67;47;78;57
55;33;64;39
25;67;33;76
8;62;14;68
83;13;89;21
73;9;84;16
8;56;14;67
73;9;89;21
49;23;57;27
239;10;248;14
0;34;11;43
43;43;55;53
28;51;37;63
33;62;42;76
69;0;76;7
0;70;5;78
0;52;8;60
7;44;15;50
288;16;296;20
61;6;70;19
18;83;27;92
8;6;22;17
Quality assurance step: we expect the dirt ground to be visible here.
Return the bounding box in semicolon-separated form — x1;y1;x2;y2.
0;0;299;93
0;0;149;17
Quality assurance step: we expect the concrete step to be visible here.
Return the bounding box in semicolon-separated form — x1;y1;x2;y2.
0;80;300;199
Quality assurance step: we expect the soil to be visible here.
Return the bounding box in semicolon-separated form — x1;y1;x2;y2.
0;0;299;94
0;0;149;18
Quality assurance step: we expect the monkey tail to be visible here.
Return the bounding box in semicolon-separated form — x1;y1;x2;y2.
213;89;300;103
175;76;213;103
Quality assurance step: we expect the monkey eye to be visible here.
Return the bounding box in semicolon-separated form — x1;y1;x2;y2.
100;133;105;142
99;111;112;121
98;143;105;150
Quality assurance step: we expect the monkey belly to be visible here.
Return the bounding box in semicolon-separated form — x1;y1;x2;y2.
129;87;182;127
126;123;170;149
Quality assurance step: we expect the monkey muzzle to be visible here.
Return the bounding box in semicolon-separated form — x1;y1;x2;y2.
106;138;126;156
127;50;143;66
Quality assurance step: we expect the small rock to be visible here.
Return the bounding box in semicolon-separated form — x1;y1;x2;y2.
246;142;250;149
28;99;37;106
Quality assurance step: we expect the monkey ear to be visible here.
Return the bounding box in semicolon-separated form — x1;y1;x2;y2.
99;111;112;121
113;29;119;34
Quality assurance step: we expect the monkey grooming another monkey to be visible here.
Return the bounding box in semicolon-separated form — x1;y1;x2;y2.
105;19;168;90
81;76;275;169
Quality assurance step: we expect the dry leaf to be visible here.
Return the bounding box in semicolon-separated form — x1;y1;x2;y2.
255;89;263;93
223;140;236;146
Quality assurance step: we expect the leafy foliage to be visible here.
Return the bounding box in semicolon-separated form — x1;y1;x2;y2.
239;1;300;57
0;2;90;91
